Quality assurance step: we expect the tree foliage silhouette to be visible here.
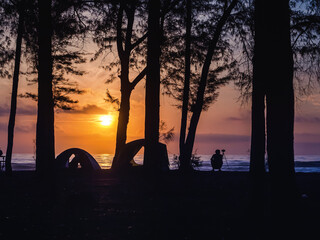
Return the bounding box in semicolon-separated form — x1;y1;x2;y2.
0;0;15;78
20;0;87;111
249;0;319;181
162;0;240;170
12;0;88;173
90;0;148;168
228;1;320;182
91;0;178;169
0;0;87;173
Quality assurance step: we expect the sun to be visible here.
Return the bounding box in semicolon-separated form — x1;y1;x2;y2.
99;115;113;126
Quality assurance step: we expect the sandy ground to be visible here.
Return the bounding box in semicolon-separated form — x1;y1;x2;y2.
0;170;319;240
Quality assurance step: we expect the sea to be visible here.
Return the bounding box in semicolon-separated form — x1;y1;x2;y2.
5;154;320;173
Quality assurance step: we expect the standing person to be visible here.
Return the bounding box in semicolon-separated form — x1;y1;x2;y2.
0;149;5;171
211;149;223;171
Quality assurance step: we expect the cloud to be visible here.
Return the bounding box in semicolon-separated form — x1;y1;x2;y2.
193;133;320;145
15;124;36;133
195;133;250;143
295;116;320;123
0;123;6;131
0;122;35;133
307;94;320;107
224;111;250;122
167;133;251;154
295;133;320;142
0;104;36;116
295;142;320;155
225;117;245;121
0;106;8;116
67;104;109;115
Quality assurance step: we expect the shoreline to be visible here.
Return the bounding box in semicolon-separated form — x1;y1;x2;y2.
8;153;320;173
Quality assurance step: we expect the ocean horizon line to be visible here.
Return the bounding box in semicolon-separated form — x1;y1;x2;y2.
5;153;320;173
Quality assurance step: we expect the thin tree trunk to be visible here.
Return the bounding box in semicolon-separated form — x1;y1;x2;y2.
144;0;161;171
179;0;192;171
5;7;24;175
183;0;238;164
36;0;55;174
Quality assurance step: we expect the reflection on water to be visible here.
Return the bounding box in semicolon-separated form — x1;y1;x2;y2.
94;154;113;169
6;154;320;173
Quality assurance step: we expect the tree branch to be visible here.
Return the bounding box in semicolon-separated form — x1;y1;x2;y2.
292;24;312;48
130;67;147;89
130;31;148;51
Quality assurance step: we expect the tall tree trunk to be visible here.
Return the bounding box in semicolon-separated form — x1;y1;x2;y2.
249;0;267;215
112;61;131;168
112;4;129;167
144;0;161;171
112;66;146;169
179;0;192;172
113;86;131;165
36;0;55;174
265;0;296;202
264;2;298;234
183;0;238;164
250;0;267;175
5;7;24;175
249;2;297;234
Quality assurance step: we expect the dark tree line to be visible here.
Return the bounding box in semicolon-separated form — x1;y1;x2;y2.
0;0;319;192
161;0;244;171
179;0;239;171
91;0;148;168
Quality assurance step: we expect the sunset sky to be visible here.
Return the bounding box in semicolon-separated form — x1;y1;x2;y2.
1;48;320;156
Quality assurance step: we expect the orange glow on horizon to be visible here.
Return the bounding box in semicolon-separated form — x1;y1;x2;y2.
99;115;114;126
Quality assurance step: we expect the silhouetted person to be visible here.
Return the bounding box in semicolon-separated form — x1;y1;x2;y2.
211;149;223;171
0;149;5;171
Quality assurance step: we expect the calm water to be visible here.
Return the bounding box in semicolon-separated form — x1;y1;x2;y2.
6;154;320;173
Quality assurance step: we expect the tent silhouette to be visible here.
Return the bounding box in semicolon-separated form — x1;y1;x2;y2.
55;148;101;170
114;139;169;171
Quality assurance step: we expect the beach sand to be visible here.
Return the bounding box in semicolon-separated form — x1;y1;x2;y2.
0;170;319;239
